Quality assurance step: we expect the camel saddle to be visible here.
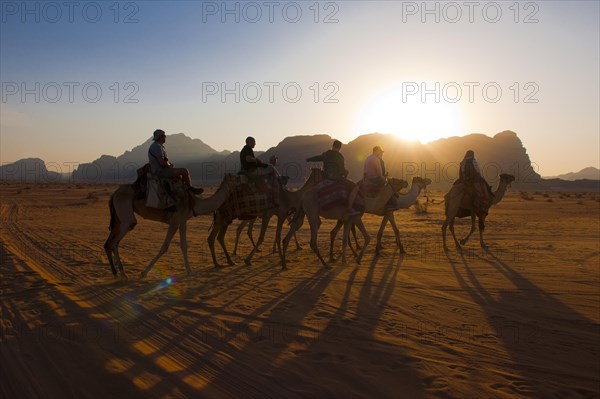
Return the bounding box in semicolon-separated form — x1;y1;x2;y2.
453;181;493;218
219;177;281;223
316;179;350;211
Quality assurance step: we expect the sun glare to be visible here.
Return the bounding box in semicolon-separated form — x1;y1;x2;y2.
353;83;466;143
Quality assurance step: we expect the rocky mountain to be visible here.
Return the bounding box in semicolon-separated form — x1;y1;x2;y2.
0;158;61;181
261;131;540;189
545;167;600;181
4;131;548;190
72;133;228;180
66;130;541;188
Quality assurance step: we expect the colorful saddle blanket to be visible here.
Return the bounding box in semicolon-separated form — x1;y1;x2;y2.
316;179;350;211
219;184;276;224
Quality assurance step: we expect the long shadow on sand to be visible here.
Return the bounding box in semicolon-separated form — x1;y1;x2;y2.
202;249;426;398
0;243;167;399
446;248;599;398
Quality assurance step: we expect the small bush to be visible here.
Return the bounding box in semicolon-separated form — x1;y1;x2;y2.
520;192;534;201
413;199;429;214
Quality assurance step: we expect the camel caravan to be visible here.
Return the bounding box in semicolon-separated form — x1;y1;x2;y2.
104;131;515;279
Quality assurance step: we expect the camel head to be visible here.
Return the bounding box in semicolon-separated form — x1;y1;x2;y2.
499;173;516;185
412;176;432;189
388;177;409;191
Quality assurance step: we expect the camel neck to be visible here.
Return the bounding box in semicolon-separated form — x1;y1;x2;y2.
492;180;509;205
192;181;232;215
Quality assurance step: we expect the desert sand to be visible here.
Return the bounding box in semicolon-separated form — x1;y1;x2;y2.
1;181;598;398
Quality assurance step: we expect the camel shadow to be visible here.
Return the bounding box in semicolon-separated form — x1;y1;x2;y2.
446;248;599;397
256;251;426;398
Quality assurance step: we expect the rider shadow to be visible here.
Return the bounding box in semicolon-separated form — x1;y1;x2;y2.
195;265;347;396
447;248;599;397
265;252;426;398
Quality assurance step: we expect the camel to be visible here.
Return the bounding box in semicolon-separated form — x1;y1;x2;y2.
281;181;371;270
208;168;323;267
104;173;240;280
332;176;431;255
442;173;515;251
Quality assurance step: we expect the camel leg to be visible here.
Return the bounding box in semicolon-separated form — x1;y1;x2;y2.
245;215;269;266
448;219;461;250
253;214;271;253
341;220;351;266
478;217;487;249
232;220;247;256
104;227;119;277
460;214;477;246
387;213;405;254
107;223;133;280
282;209;305;270
141;222;179;278
330;220;343;263
207;218;222;268
442;217;461;251
217;223;235;266
441;219;449;251
353;217;371;265
346;222;360;258
351;223;362;250
375;214;389;255
293;232;302;250
306;212;328;268
274;216;284;255
179;221;192;276
248;218;260;251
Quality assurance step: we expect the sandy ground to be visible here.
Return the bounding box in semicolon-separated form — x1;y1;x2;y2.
1;181;598;399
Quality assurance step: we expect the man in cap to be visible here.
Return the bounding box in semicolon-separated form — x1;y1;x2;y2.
240;136;280;205
148;129;203;195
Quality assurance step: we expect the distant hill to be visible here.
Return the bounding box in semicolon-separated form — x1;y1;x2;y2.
261;130;541;189
544;167;600;181
0;158;60;181
72;133;228;180
11;130;597;192
68;130;541;188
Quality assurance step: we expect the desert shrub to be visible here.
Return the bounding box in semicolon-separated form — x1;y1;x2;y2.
546;198;553;203
542;193;549;198
86;191;99;200
413;199;429;214
520;192;534;201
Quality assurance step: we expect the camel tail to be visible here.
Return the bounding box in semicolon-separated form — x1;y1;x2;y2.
108;195;116;231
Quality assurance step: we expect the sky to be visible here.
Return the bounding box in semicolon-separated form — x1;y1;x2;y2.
1;0;598;176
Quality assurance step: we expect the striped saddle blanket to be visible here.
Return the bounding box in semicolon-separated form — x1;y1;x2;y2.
316;179;350;211
219;184;276;224
358;180;384;198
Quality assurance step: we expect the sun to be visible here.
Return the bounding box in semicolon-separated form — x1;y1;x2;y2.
353;83;466;143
